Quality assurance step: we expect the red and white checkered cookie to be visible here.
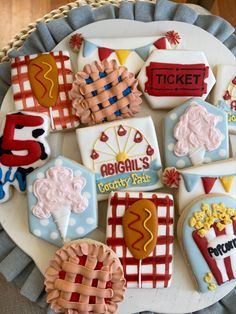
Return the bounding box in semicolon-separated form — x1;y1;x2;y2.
11;51;79;131
106;191;174;288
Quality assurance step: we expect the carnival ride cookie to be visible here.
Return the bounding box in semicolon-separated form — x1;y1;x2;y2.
70;59;142;125
0;111;50;203
11;51;79;131
27;156;97;246
212;65;236;134
106;191;174;288
178;158;236;214
178;194;236;293
44;239;126;314
77;31;180;75
138;50;215;109
76;116;163;200
163;98;229;169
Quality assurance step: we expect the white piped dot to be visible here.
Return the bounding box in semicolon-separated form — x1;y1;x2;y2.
168;143;174;151
176;159;185;168
83;192;91;199
50;231;59;240
76;227;85;235
36;172;45;179
55;159;63;167
40;219;49;226
219;149;227;157
69;218;76;226
28;185;33;193
33;229;41;236
74;170;82;177
170;113;177;120
86;217;94;225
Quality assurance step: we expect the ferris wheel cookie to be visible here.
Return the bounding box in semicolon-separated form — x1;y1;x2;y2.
76;116;163;200
44;239;126;314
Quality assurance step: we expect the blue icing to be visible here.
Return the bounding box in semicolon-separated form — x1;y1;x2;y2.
135;43;152;61
181;173;200;192
217;100;236;126
27;156;97;247
83;40;97;57
0;167;25;200
182;195;236;292
164;98;229;169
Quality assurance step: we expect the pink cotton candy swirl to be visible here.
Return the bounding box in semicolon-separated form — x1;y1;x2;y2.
173;103;223;156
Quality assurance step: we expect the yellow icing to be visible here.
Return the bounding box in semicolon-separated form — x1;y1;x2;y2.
115;50;131;65
195;221;204;230
42;61;54;99
116;151;128;162
197;229;206;237
201;204;209;211
219;176;234;193
143;208;154;252
208;283;217;291
204;272;213;284
189;217;196;227
216;222;225;231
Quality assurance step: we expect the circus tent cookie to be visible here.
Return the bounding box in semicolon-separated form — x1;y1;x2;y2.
0;111;50;203
212;65;236;134
76;116;163;200
77;32;179;75
70;59;142;125
164;98;229;169
11;51;79;131
138;50;215;109
178;194;236;292
27;156;97;246
178;158;236;214
44;239;126;313
106;191;174;288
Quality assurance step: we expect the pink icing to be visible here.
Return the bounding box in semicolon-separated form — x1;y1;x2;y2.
173;103;223;156
32;166;88;219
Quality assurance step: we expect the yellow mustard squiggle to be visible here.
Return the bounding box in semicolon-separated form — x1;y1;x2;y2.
41;61;54;99
143;208;154;252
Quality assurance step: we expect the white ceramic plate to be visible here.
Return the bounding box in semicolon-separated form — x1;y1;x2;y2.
0;20;236;314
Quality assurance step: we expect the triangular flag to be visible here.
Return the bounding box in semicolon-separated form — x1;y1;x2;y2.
219;176;234;193
83;40;98;57
201;177;217;194
98;47;114;61
115;50;131;65
135;44;152;61
153;37;167;49
181;173;200;192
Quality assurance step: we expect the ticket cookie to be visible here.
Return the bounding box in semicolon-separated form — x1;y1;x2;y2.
70;59;142;125
164;98;229;169
178;158;236;214
77;31;180;75
27;156;97;246
76;116;163;200
0;111;50;203
44;239;126;313
106;191;174;288
178;194;236;292
11;51;79;131
138;50;215;109
212;65;236;134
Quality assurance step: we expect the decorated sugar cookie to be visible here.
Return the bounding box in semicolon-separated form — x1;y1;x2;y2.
77;31;181;75
164;98;229;169
0;111;50;203
76;116;163;200
27;156;97;246
106;191;174;288
138;50;215;109
212;65;236;134
11;51;79;131
178;158;236;214
178;194;236;292
44;239;126;313
70;59;142;125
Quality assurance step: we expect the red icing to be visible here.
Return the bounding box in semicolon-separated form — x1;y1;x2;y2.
145;62;209;97
223;90;231;101
0;114;44;167
232;77;236;85
165;31;181;45
153;37;167;49
69;33;83;52
231;101;236;111
98;47;114;61
201;177;217;194
146;145;154;156
90;149;99;160
163;168;180;188
128;211;144;251
117;125;127;136
133;130;143;143
100;132;109;142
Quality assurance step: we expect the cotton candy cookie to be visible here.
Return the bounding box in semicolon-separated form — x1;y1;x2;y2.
163;98;229;169
178;194;236;293
27;156;97;246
